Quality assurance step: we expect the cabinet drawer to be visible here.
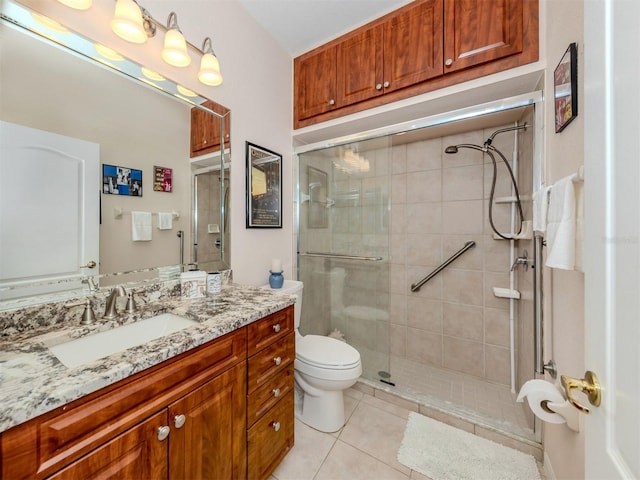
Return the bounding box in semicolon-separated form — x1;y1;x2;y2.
248;333;295;394
247;393;294;480
247;306;294;356
248;364;294;427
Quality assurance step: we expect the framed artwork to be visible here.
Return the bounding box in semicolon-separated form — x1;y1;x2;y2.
308;166;328;228
554;42;578;133
102;164;142;196
246;142;282;228
154;166;173;192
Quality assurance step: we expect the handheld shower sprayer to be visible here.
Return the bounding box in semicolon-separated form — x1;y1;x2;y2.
444;123;527;240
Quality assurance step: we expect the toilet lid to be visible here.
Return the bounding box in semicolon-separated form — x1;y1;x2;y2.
297;335;361;369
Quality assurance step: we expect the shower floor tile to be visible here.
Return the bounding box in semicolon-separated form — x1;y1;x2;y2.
376;356;535;441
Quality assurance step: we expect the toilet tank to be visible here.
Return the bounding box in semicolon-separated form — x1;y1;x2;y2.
263;280;303;329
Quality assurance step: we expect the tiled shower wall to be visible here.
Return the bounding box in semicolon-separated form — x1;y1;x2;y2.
390;124;532;386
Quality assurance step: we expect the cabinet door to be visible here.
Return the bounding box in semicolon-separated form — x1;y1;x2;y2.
383;0;444;93
168;362;247;480
190;100;230;157
336;24;384;107
443;0;523;73
47;410;168;480
294;45;338;120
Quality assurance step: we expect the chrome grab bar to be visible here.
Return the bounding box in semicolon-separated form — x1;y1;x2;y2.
410;241;476;292
299;252;383;261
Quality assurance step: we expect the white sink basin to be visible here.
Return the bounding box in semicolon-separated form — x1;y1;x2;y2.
48;313;198;368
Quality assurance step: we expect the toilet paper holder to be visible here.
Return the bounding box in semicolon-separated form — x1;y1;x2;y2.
560;370;602;414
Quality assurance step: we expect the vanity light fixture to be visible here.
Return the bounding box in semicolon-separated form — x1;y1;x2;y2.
161;12;190;67
94;43;124;61
57;0;92;10
31;12;70;33
177;84;197;97
141;67;165;82
198;37;223;86
111;0;155;44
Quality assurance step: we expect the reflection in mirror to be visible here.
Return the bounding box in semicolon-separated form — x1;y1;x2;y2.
0;1;230;307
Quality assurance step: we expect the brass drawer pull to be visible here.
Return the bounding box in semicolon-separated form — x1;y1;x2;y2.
272;323;281;333
157;425;170;441
272;388;281;397
271;421;281;432
273;356;282;366
174;414;186;429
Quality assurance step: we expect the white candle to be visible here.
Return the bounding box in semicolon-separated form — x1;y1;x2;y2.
271;258;281;272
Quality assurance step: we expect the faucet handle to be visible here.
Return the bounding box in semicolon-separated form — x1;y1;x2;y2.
64;298;97;325
125;292;137;313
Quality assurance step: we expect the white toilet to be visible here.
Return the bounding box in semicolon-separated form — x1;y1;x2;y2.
268;280;362;433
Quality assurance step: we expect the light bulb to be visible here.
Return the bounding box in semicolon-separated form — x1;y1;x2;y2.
162;28;191;67
111;0;146;44
198;52;223;86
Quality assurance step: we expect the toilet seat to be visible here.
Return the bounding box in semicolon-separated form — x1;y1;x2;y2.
296;335;360;369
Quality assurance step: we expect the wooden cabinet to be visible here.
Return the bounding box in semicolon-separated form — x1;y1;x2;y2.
294;0;538;128
0;327;247;480
190;100;230;158
246;308;295;480
443;0;523;72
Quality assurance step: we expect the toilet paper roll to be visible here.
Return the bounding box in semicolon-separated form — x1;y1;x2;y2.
516;379;567;424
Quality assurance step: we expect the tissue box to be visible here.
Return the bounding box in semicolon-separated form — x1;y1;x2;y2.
180;271;207;299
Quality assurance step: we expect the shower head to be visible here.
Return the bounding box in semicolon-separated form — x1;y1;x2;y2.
444;145;458;154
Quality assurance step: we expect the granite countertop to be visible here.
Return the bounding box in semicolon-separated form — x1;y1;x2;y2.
0;284;295;433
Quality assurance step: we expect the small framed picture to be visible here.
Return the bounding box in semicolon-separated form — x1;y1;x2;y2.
154;166;173;193
246;142;282;228
102;164;142;196
554;43;578;133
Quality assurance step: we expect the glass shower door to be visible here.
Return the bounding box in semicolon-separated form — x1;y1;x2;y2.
297;137;391;383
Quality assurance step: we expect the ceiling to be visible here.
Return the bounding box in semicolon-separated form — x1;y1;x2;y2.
236;0;413;57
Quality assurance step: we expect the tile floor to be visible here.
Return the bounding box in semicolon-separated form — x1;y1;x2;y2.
270;387;545;480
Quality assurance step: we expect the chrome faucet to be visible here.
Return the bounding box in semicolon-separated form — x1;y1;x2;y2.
103;285;126;319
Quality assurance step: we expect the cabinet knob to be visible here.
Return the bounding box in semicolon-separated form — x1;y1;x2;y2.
272;323;281;333
271;421;281;432
383;81;390;88
157;425;170;441
174;414;186;429
375;83;382;90
273;356;282;366
328;99;335;105
203;139;208;144
272;388;281;398
445;58;453;66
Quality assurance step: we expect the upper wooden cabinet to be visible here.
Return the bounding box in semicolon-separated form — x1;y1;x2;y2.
190;100;231;158
294;0;539;128
443;0;523;72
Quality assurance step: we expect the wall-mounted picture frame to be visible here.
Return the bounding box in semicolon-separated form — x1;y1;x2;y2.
308;166;328;229
246;142;282;228
102;164;142;196
153;166;172;192
554;42;578;133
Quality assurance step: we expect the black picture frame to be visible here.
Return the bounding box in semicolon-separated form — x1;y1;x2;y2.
102;164;142;196
246;142;282;228
554;42;578;133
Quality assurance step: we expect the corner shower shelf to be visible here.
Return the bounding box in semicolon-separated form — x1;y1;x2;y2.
493;287;521;299
492;220;533;240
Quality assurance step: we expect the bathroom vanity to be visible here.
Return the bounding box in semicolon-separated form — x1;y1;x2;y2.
0;284;295;480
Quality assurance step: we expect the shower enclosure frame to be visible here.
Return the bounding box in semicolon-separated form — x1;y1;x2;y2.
294;91;545;441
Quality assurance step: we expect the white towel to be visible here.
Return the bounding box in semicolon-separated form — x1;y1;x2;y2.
131;211;152;241
157;212;173;230
574;180;584;272
532;186;551;233
545;176;576;270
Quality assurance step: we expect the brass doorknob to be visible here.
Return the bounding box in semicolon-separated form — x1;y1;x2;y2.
81;260;97;269
560;370;601;414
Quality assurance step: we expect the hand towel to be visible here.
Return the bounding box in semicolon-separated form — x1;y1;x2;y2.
157;212;173;230
574;180;584;272
532;185;551;233
545;176;576;270
131;211;152;241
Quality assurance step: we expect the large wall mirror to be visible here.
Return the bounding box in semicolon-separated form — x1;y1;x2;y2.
0;0;230;307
